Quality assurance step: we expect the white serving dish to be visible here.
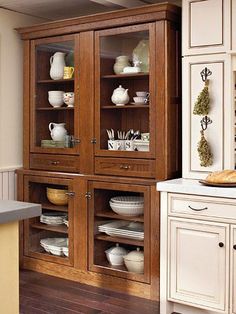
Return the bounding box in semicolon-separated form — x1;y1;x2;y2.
105;243;128;266
109;201;144;216
40;238;68;256
124;248;144;274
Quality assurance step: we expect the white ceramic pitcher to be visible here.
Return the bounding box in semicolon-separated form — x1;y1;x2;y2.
49;123;67;141
50;52;66;80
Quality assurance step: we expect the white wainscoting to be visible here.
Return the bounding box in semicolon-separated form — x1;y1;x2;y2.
0;168;18;200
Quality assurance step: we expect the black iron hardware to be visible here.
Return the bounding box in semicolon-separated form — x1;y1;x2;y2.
188;205;208;211
219;242;224;248
200;67;212;82
200;115;212;131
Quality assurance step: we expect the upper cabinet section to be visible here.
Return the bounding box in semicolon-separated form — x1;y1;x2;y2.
31;35;79;155
182;0;231;56
94;24;154;159
232;1;236;51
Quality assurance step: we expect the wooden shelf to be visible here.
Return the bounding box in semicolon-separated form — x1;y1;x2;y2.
37;79;74;84
41;202;68;212
101;73;149;79
95;210;144;222
30;222;68;234
101;104;149;109
95;234;144;246
36;107;74;111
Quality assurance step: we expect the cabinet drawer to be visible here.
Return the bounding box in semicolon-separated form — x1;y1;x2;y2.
30;154;79;173
169;193;236;221
95;157;155;178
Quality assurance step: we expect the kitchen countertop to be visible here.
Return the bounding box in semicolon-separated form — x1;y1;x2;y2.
0;200;41;224
157;178;236;199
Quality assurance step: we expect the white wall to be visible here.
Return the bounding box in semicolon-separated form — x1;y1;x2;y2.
0;9;44;170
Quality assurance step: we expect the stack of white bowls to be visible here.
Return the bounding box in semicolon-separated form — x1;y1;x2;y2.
109;196;144;216
40;237;68;256
40;212;67;225
48;91;65;108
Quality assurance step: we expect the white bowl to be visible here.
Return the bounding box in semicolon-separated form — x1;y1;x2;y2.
105;243;128;266
109;201;144;216
110;196;144;204
48;91;64;107
124;259;144;274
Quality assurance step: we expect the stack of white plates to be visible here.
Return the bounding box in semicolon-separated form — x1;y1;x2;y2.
40;212;67;225
109;196;144;216
98;220;144;240
40;237;68;256
63;218;69;227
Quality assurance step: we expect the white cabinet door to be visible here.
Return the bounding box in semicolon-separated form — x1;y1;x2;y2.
232;1;236;51
168;218;229;312
231;226;236;314
182;0;230;55
182;54;233;179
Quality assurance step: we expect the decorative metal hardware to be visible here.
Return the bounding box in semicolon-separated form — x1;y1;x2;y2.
200;67;212;82
219;242;224;248
50;161;60;165
188;205;208;211
120;165;131;170
233;245;236;250
200;115;212;131
71;138;80;145
65;191;75;197
91;138;97;144
85;192;92;199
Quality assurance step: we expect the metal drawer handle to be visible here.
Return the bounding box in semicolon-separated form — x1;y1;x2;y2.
120;165;131;170
188;205;208;211
65;192;75;197
50;161;60;165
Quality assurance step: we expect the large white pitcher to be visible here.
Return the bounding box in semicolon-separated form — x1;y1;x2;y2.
49;123;67;141
50;52;66;80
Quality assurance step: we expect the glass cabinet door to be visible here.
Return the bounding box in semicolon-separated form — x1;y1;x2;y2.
95;23;156;158
31;35;79;154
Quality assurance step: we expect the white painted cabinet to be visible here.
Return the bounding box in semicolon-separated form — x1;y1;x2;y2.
182;53;233;179
168;218;228;312
232;1;236;51
231;226;236;314
182;0;230;55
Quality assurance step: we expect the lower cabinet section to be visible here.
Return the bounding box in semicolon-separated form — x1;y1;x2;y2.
17;169;159;300
231;226;236;314
168;218;228;312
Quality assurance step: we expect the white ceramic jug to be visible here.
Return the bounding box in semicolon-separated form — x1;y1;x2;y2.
50;52;66;80
111;85;129;106
113;56;130;74
49;123;67;141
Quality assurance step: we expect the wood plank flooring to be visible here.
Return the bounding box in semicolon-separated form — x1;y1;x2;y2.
20;270;159;314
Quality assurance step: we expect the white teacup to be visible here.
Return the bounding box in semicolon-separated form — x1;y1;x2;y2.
133;96;146;103
48;91;64;107
63;92;75;107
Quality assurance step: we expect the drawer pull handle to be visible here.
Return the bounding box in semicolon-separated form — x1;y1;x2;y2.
120;165;131;170
233;245;236;250
51;161;60;165
219;242;224;248
188;205;207;211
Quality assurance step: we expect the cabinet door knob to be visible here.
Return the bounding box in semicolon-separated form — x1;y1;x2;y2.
65;192;75;197
188;205;207;211
219;242;224;248
51;161;59;165
233;245;236;250
120;165;130;170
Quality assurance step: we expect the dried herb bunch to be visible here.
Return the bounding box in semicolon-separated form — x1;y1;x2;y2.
193;80;210;115
197;130;213;167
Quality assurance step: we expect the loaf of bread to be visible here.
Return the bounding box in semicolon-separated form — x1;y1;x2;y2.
205;170;236;183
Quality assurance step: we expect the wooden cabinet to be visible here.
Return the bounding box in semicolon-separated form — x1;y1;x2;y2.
182;0;230;55
17;3;181;300
168;217;228;312
182;53;232;179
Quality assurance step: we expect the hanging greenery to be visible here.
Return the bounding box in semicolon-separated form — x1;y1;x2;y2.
193;80;210;115
197;130;213;167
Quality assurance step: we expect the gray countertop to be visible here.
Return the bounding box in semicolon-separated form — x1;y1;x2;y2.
157;178;236;199
0;200;41;224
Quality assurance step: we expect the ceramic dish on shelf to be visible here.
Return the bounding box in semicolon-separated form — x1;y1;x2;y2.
109;201;144;216
110;196;144;204
63;218;69;227
98;221;144;240
46;187;68;205
40;237;68;256
123;248;144;274
105;243;128;266
133;140;149;152
40;212;67;225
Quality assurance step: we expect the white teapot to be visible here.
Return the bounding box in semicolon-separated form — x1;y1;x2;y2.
49;123;67;141
111;85;129;106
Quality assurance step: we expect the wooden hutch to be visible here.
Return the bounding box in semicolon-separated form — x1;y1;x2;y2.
16;3;181;300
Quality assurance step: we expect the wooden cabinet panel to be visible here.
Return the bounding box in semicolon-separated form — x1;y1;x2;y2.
95;157;155;178
30;153;79;173
231;226;236;314
168;218;229;312
182;0;230;55
182;54;232;179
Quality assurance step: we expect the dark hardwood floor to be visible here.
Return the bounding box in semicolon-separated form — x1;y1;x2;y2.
20;270;159;314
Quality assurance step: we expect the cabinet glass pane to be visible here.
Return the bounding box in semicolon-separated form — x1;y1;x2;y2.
99;30;150;152
34;40;75;149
